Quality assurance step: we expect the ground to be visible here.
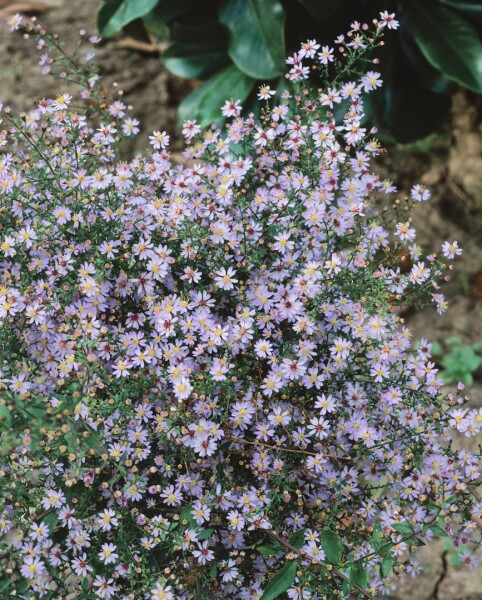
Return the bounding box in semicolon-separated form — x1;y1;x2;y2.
0;0;481;597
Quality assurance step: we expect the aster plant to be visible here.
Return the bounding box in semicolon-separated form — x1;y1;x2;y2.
0;12;481;600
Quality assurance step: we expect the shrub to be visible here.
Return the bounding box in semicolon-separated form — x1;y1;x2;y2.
0;12;481;600
97;0;482;141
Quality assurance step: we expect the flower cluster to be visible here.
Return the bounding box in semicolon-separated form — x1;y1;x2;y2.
0;13;480;600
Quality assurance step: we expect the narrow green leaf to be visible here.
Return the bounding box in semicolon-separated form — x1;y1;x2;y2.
178;65;255;127
219;0;286;79
297;0;341;21
98;0;158;38
408;0;482;92
261;560;298;600
320;530;344;565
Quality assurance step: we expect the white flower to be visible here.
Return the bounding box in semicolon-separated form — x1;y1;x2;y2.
214;266;238;290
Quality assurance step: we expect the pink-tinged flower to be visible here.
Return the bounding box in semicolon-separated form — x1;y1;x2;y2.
192;541;214;564
71;553;93;577
411;183;431;202
378;11;399;30
93;575;117;598
182;119;201;140
221;99;242;117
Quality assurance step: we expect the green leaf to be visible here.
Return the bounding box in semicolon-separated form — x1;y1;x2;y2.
407;0;482;92
349;563;368;590
391;523;414;534
178;65;255;127
258;544;281;556
320;530;344;565
219;0;286;79
261;560;298;600
431;525;449;537
180;502;196;527
289;527;306;549
98;0;158;38
197;528;215;540
381;554;393;578
0;404;11;429
164;22;230;79
297;0;341;21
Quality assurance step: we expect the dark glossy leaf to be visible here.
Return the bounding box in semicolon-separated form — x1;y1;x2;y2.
164;45;229;79
320;530;344;565
144;0;197;26
164;21;229;79
297;0;341;21
408;0;482;92
220;0;285;79
178;65;255;126
98;0;158;38
260;561;298;600
372;38;452;142
399;17;452;94
438;0;482;15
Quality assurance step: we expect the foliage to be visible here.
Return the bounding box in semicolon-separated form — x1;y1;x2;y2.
0;12;481;600
429;338;482;385
97;0;482;141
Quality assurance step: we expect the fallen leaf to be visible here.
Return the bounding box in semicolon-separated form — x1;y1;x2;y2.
470;269;482;299
1;1;53;13
115;37;166;54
